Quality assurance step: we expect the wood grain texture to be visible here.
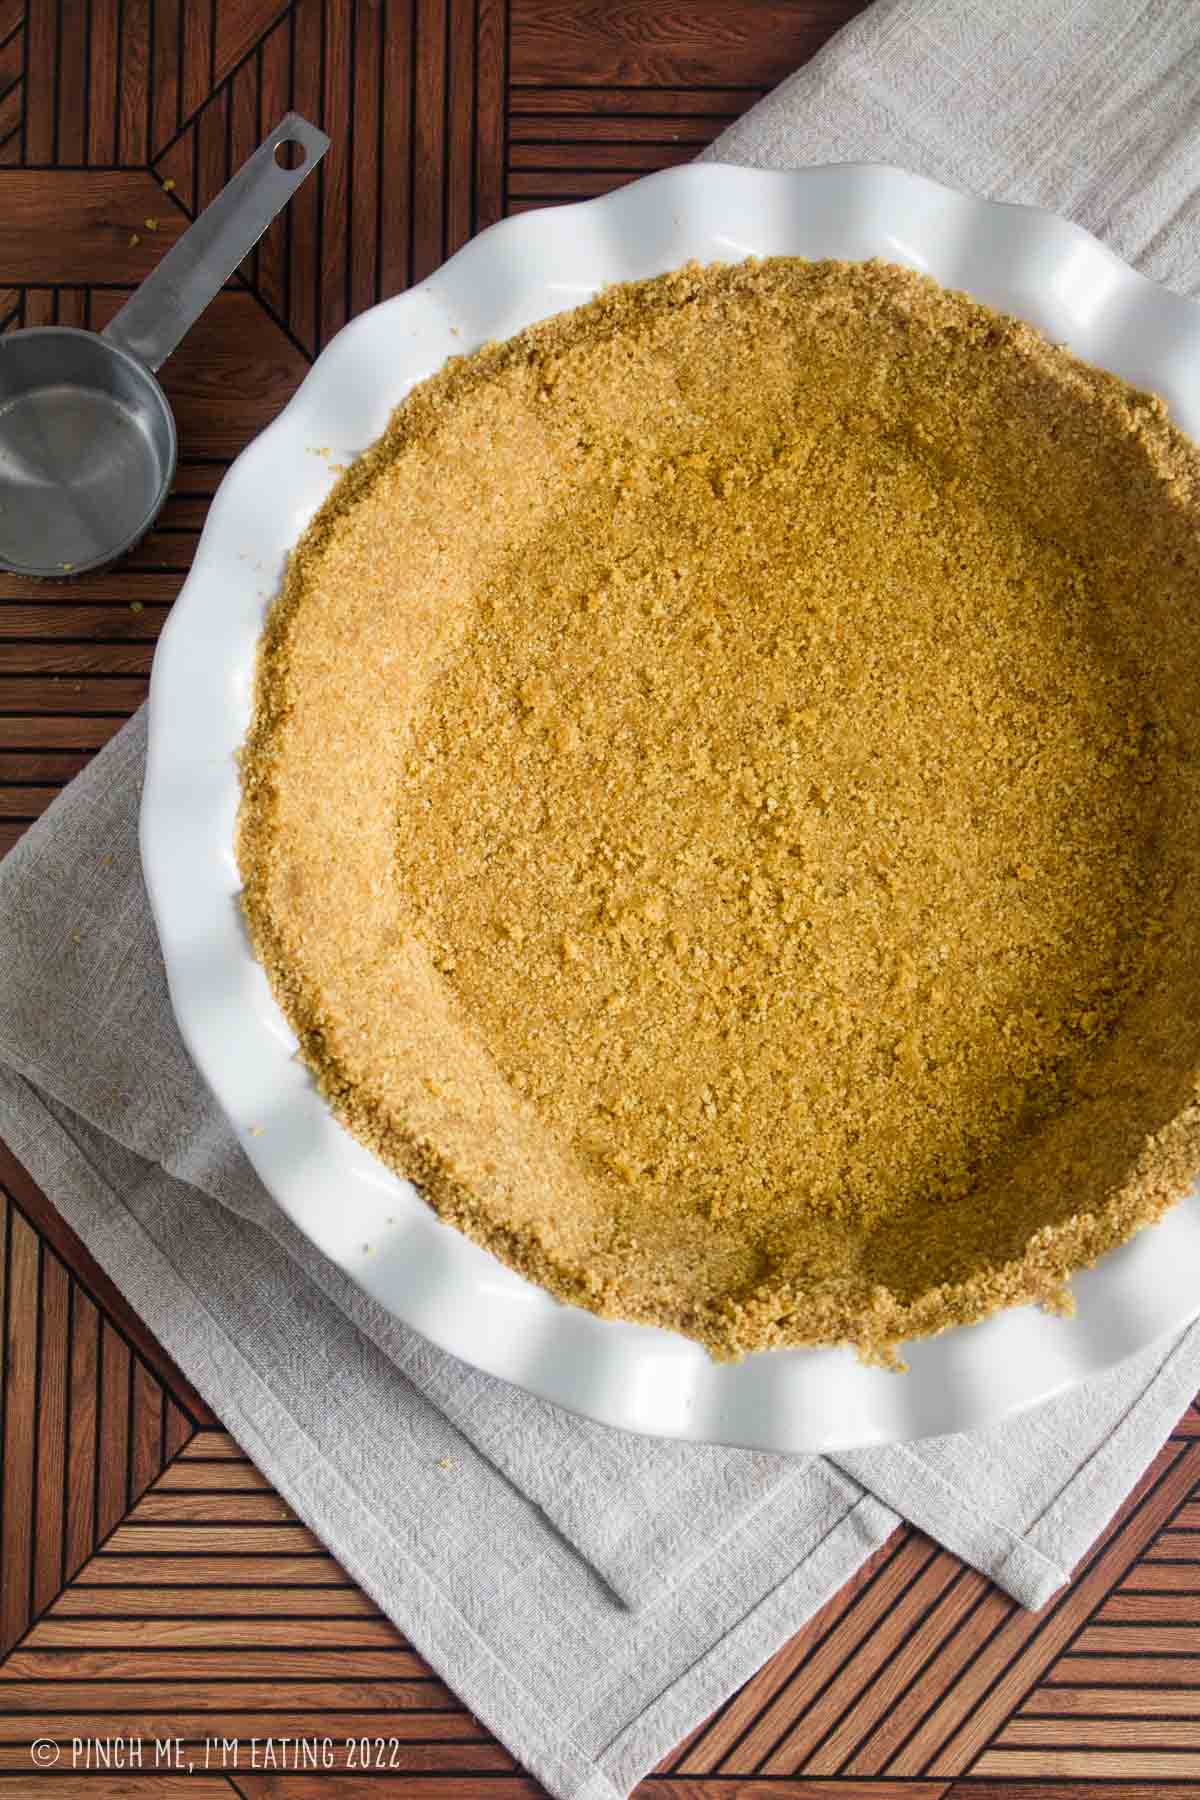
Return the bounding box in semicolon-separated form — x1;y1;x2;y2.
509;0;869;87
2;1;1199;1795
0;1183;196;1657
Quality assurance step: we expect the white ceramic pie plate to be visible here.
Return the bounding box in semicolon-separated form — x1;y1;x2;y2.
142;163;1200;1452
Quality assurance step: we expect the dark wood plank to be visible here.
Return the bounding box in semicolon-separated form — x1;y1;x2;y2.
95;1321;132;1541
234;1784;542;1800
51;1583;381;1616
1051;1653;1200;1684
509;139;691;168
0;1783;236;1797
232;1764;528;1792
179;1430;252;1457
799;1565;989;1776
0;780;60;816
2;1708;489;1739
165;1398;194;1459
1173;1399;1200;1437
0;716;127;750
508;166;644;196
476;0;508;227
646;1788;952;1800
0;1143;214;1423
101;1523;330;1554
17;285;51;326
0;77;20;145
0;642;153;673
154;1457;274;1488
378;0;415;300
972;1749;1200;1779
0;605;169;639
0;19;20;93
0;171;189;278
87;0;121;165
53;0;87;166
286;0;322;350
316;0;350;343
156;125;196;214
129;1365;164;1509
79;1553;354;1584
999;1716;1200;1747
0;748;89;784
446;0;477;253
64;1284;100;1583
1074;1622;1200;1652
128;1488;296;1521
230;49;259;282
119;0;152;163
0;1207;37;1653
0;572;184;601
1102;1589;1200;1620
1122;1558;1200;1587
0;675;148;713
921;1441;1200;1777
255;7;293;314
348;0;381;312
88;290;310;457
214;0;290;87
844;1570;1003;1776
1025;1685;1200;1713
152;0;184;155
413;0;449;280
511;113;733;141
0;1676;456;1708
509;0;868;88
946;1788;1182;1800
196;70;229;214
54;285;88;327
510;84;751;112
671;1531;907;1773
0;1648;436;1679
181;0;214;123
22;0;56;163
0;1198;7;1622
23;1617;409;1648
694;1534;958;1777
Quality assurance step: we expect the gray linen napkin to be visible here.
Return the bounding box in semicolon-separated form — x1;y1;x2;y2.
3;3;1200;1794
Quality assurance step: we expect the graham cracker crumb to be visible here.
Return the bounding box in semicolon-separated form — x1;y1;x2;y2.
237;256;1200;1361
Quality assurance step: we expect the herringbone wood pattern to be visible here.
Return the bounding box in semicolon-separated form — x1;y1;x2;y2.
1;2;1197;1793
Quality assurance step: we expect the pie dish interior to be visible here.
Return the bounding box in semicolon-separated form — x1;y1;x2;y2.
237;255;1200;1362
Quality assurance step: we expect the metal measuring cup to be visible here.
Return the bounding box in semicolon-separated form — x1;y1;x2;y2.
0;113;330;579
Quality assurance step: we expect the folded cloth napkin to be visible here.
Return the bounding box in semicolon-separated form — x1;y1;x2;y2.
3;3;1200;1795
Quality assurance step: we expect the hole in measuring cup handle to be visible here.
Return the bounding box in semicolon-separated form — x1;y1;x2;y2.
274;138;306;170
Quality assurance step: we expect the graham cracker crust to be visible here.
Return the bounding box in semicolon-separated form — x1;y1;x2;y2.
238;258;1200;1362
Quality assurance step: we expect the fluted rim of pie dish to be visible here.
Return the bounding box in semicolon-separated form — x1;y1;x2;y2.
141;162;1200;1451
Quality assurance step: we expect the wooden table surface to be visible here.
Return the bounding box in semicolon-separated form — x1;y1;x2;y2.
2;1;1199;1794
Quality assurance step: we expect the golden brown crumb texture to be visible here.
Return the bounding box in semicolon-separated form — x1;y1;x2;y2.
238;257;1200;1361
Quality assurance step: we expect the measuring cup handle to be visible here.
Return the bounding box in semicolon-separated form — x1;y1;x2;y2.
102;113;330;375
